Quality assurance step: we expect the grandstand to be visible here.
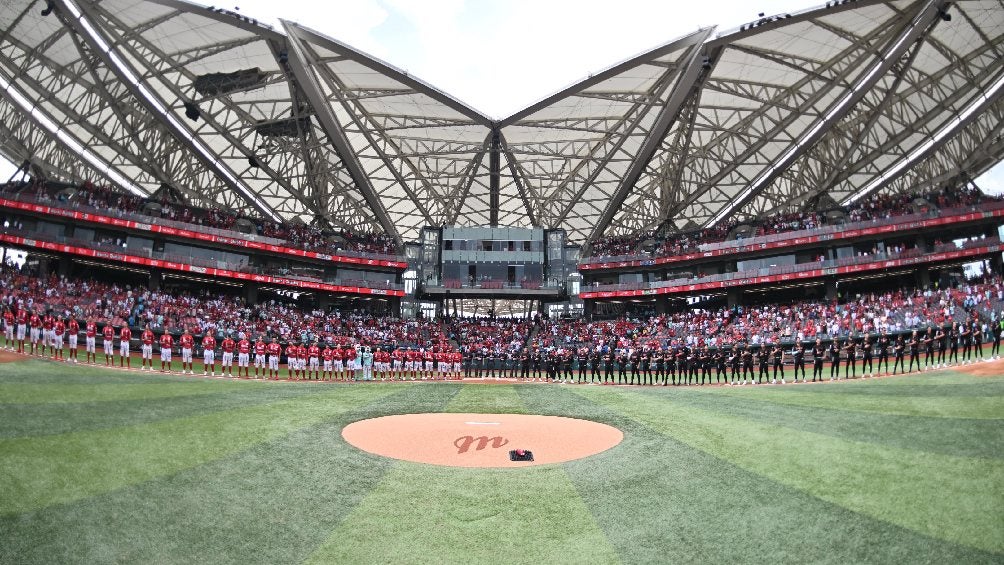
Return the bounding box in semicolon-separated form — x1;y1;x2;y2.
1;1;1003;563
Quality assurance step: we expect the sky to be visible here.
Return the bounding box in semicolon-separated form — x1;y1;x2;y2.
1;0;1001;193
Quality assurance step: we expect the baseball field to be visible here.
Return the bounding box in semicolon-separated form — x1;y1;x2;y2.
1;356;1002;564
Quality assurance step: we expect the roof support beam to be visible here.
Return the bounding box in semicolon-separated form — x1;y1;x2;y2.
447;133;491;226
775;34;927;215
586;29;715;242
499;133;538;227
500;28;712;127
57;0;280;221
844;76;1004;204
489;129;501;226
281;21;400;242
706;0;944;226
283;23;491;127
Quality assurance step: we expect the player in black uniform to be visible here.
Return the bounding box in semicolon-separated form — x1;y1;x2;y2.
972;322;984;362
518;349;530;380
742;345;755;385
629;350;641;385
791;341;806;383
771;343;784;384
829;339;841;380
563;349;574;382
992;320;1002;359
589;349;600;383
948;323;960;365
935;326;947;367
812;338;825;382
699;347;711;385
757;345;770;384
923;327;935;370
861;334;874;377
614;349;626;384
843;339;857;379
895;335;911;375
715;348;727;384
960;323;973;364
907;331;921;373
877;332;890;374
653;348;666;385
729;345;741;385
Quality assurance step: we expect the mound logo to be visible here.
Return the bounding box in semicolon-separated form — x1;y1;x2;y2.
454;435;509;454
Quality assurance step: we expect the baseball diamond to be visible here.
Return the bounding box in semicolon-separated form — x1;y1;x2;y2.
1;0;1003;563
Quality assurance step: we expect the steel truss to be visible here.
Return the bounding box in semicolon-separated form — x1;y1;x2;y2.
0;0;1000;248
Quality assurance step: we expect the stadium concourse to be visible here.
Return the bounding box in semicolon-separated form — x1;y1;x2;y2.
2;260;1004;385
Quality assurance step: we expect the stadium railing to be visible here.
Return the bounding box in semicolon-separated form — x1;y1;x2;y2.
580;200;1004;266
0;192;404;264
584;237;1002;293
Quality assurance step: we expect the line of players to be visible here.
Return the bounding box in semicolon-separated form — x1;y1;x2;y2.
2;309;465;381
464;323;1002;385
4;308;999;385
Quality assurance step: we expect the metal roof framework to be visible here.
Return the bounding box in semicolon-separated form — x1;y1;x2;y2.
0;0;1001;245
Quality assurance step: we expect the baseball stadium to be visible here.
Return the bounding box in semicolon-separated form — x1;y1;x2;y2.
1;0;1003;563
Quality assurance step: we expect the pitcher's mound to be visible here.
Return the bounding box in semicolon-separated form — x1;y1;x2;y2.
342;413;623;468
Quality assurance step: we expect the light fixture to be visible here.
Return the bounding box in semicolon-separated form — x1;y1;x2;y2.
40;1;54;16
183;100;200;122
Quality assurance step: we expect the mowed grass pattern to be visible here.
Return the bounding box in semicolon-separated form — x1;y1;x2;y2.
0;359;1001;564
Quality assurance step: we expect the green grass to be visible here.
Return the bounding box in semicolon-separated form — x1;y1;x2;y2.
0;359;1001;564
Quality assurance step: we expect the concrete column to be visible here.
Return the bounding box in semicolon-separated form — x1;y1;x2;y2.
243;283;258;305
825;277;838;301
655;296;668;315
990;253;1003;276
727;287;741;308
915;266;931;289
57;256;71;277
583;299;594;321
149;269;162;291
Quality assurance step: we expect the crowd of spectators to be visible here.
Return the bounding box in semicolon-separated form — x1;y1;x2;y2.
4;180;397;257
527;278;1004;353
2;259;1003;357
588;185;1003;259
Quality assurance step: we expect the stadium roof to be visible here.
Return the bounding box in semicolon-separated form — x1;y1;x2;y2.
1;0;1002;244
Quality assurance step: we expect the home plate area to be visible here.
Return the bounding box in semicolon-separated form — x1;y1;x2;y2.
341;413;624;468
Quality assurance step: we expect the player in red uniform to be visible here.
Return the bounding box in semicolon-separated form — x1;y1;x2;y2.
159;330;173;372
332;344;345;381
41;313;54;358
52;318;65;360
254;337;267;379
140;325;155;371
84;318;97;363
321;342;334;381
307;340;321;380
297;342;309;380
452;349;461;379
267;337;281;379
202;332;217;376
237;336;251;378
220;335;236;377
119;325;132;368
346;344;359;381
15;307;28;354
102;323;116;365
285;340;299;380
179;329;195;375
67;317;79;363
425;349;437;379
29;311;42;356
3;308;14;351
